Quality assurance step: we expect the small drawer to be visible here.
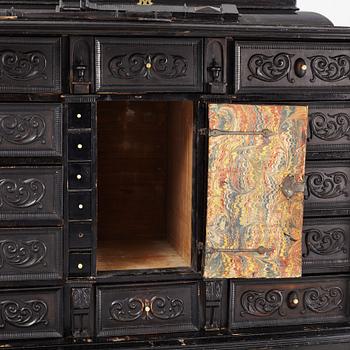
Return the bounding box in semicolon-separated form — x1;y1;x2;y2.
68;103;92;129
95;38;203;93
307;103;350;157
69;222;93;249
0;227;63;282
230;276;350;329
0;37;61;93
68;132;92;161
69;252;91;277
96;281;200;337
68;163;92;190
303;218;350;274
0;287;62;340
69;192;92;220
0;166;63;224
304;160;350;216
0;104;62;157
235;41;350;94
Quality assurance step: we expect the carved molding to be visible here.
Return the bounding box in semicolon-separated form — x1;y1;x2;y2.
241;290;285;317
0;299;48;328
302;287;343;314
110;296;184;322
0;178;46;209
109;53;188;80
0;240;47;269
72;288;91;310
305;172;348;200
308;55;350;83
0;114;46;145
0;50;47;81
308;112;350;142
247;53;294;83
303;228;347;257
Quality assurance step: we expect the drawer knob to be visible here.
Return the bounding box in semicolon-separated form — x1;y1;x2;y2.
144;306;151;313
288;291;299;309
76;174;82;180
145;63;152;69
281;175;305;200
78;232;85;238
78;204;84;210
77;144;83;150
76;113;82;119
77;263;84;270
294;58;308;78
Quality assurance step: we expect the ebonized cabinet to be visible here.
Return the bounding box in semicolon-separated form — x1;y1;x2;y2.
0;1;350;349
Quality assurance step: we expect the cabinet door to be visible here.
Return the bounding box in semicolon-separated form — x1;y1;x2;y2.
204;104;308;279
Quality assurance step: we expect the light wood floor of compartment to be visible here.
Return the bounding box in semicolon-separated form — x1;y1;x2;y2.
97;238;190;271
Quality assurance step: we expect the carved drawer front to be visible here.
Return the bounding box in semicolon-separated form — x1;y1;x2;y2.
96;281;200;337
303;218;350;274
0;227;62;282
304;161;350;216
95;38;203;93
307;103;350;158
0;104;62;157
0;37;61;93
235;41;350;94
0;287;62;340
0;167;63;224
230;276;350;329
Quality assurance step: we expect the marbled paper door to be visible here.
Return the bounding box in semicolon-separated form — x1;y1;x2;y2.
204;104;308;279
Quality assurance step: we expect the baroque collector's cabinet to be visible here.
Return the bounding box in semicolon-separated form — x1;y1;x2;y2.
1;0;350;349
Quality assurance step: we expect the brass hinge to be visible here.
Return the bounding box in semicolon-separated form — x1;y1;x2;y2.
199;128;275;139
206;246;272;256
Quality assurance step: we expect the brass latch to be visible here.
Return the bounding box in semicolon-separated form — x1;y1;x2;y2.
281;175;305;199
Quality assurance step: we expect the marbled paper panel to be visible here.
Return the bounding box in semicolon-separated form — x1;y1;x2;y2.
204;104;308;279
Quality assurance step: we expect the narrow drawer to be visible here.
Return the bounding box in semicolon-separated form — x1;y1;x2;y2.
0;104;62;157
303;218;350;274
230;276;349;329
69;222;93;249
0;37;61;93
95;38;203;93
68;132;92;161
307;103;350;157
96;281;200;337
0;227;62;281
0;287;62;340
0;166;63;224
304;160;350;216
235;41;350;94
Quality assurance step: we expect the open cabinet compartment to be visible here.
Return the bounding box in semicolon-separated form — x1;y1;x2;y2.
97;100;194;272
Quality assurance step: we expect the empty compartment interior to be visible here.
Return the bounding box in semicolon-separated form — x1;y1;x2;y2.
97;101;193;271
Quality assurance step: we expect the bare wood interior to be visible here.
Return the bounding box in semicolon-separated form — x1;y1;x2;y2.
97;101;193;271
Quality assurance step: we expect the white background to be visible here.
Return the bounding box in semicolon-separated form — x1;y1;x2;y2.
298;0;350;27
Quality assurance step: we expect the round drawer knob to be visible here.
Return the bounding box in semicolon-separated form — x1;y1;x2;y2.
76;174;82;180
76;113;82;119
77;263;84;270
78;204;84;210
144;306;151;312
288;291;300;309
145;63;152;69
292;298;299;305
78;232;85;238
77;144;83;150
301;64;308;71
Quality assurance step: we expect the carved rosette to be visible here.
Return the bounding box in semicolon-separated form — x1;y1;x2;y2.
0;300;48;328
109;53;188;80
302;287;343;314
0;240;47;269
240;290;285;317
206;281;223;302
303;228;347;257
110;296;184;322
308;112;350;142
305;172;348;200
0;50;47;81
247;53;295;83
72;288;91;309
308;55;350;83
0;178;46;209
0;114;46;145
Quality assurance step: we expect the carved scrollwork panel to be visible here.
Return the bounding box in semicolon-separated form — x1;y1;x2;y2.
240;290;285;317
0;240;47;269
0;299;48;328
0;178;46;209
303;228;347;257
206;281;223;302
302;287;344;314
247;53;295;83
72;288;91;310
308;55;350;83
308;112;350;142
305;172;348;200
110;296;184;322
109;53;188;81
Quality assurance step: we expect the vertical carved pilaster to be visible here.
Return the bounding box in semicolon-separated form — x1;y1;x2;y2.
71;287;92;338
205;280;224;330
